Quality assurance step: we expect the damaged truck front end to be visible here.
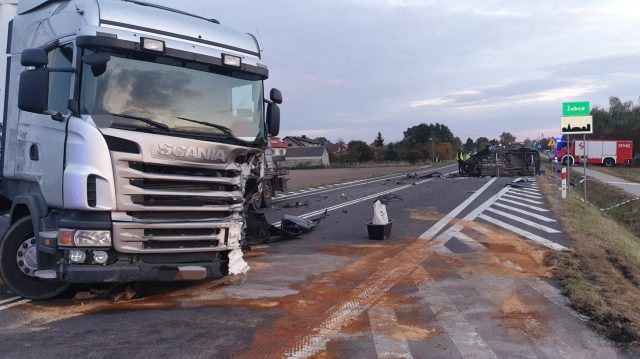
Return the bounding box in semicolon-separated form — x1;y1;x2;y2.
0;0;282;299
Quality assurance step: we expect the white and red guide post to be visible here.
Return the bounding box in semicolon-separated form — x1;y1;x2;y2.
561;167;567;199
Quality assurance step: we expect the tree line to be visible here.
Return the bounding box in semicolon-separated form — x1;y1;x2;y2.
591;96;640;159
328;123;463;164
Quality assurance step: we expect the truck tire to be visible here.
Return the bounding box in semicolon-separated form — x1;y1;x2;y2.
562;156;574;166
260;181;273;209
603;158;615;167
0;217;69;300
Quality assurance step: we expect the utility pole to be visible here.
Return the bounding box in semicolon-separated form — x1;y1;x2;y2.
429;137;434;163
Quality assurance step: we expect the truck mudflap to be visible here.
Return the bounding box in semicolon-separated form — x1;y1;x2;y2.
64;261;227;283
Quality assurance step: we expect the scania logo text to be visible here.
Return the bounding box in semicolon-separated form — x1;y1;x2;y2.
156;143;227;162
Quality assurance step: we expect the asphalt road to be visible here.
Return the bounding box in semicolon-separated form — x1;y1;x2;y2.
0;164;630;358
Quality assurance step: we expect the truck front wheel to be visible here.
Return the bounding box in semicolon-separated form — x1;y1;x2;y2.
260;181;273;209
0;217;69;300
603;158;615;167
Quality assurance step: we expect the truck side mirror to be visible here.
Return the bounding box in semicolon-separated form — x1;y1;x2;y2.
82;53;111;77
18;69;49;114
21;48;48;67
266;103;280;136
270;88;283;104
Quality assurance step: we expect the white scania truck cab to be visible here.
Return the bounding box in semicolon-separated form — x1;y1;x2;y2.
0;0;282;299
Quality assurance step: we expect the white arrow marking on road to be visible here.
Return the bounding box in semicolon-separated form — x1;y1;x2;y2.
420;178;497;240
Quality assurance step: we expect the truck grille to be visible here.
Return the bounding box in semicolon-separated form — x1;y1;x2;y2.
111;151;246;254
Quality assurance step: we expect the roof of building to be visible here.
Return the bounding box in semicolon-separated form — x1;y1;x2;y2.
326;143;348;153
270;137;288;148
285;146;327;158
283;136;322;147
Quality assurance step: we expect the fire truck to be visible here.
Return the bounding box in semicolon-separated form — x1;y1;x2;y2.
555;139;633;167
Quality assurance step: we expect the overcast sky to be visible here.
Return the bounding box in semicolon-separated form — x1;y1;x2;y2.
152;0;640;144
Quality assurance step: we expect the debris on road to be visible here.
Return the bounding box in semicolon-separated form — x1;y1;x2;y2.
505;177;535;188
372;200;390;225
281;211;327;234
245;210;328;246
110;286;137;302
372;194;403;205
282;200;310;208
229;248;251;275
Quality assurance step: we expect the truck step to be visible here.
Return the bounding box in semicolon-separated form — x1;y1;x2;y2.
34;270;57;279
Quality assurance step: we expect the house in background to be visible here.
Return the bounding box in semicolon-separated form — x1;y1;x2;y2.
282;135;323;148
282;147;330;168
327;143;349;154
270;137;288;156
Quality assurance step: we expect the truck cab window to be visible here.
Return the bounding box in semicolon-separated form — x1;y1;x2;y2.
47;45;74;114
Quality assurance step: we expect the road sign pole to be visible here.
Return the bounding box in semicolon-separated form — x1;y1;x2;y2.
567;135;570;193
584;134;587;203
562;167;567;199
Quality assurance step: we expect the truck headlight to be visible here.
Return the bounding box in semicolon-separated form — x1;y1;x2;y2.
74;231;112;247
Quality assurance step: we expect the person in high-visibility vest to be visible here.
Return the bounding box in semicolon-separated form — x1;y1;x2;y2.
457;150;464;174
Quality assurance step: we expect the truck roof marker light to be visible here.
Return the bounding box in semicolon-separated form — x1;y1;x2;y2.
141;37;165;52
58;229;74;247
222;54;242;67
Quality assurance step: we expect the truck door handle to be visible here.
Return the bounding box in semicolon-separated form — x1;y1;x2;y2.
30;144;39;161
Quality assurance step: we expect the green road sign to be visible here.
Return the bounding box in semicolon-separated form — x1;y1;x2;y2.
562;101;590;116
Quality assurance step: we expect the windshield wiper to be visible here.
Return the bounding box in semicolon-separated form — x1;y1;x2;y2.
176;117;233;136
109;113;171;132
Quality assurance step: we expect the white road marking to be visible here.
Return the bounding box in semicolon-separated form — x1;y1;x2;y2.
485;207;560;234
0;296;22;306
497;198;549;212
283;177;497;358
501;194;543;204
274;164;455;203
477;214;568;251
368;305;414;359
283;249;425;358
412;268;498;359
507;189;542;199
463;186;511;221
491;203;556;222
510;187;541;193
272;179;435;227
0;298;31;311
420;178;497;240
453;231;488;251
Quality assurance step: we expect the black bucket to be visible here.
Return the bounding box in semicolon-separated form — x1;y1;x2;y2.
367;220;393;240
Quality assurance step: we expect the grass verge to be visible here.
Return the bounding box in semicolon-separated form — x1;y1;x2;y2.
591;166;640;184
539;166;640;345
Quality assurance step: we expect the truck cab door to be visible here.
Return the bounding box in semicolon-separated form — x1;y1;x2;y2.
15;44;74;208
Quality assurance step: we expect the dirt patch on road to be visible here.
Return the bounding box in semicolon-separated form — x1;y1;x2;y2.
408;207;443;222
498;294;549;339
235;238;437;359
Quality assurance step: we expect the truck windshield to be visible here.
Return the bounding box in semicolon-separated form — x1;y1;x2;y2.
79;50;264;142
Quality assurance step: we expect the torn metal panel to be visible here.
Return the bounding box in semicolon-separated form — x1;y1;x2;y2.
245;210;328;246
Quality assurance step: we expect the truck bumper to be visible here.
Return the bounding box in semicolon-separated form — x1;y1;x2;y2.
64;260;226;283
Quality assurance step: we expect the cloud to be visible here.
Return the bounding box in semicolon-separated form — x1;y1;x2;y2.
327;79;345;86
144;0;640;143
410;97;452;108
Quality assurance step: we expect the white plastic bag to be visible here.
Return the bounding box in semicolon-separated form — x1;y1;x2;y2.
372;200;389;225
